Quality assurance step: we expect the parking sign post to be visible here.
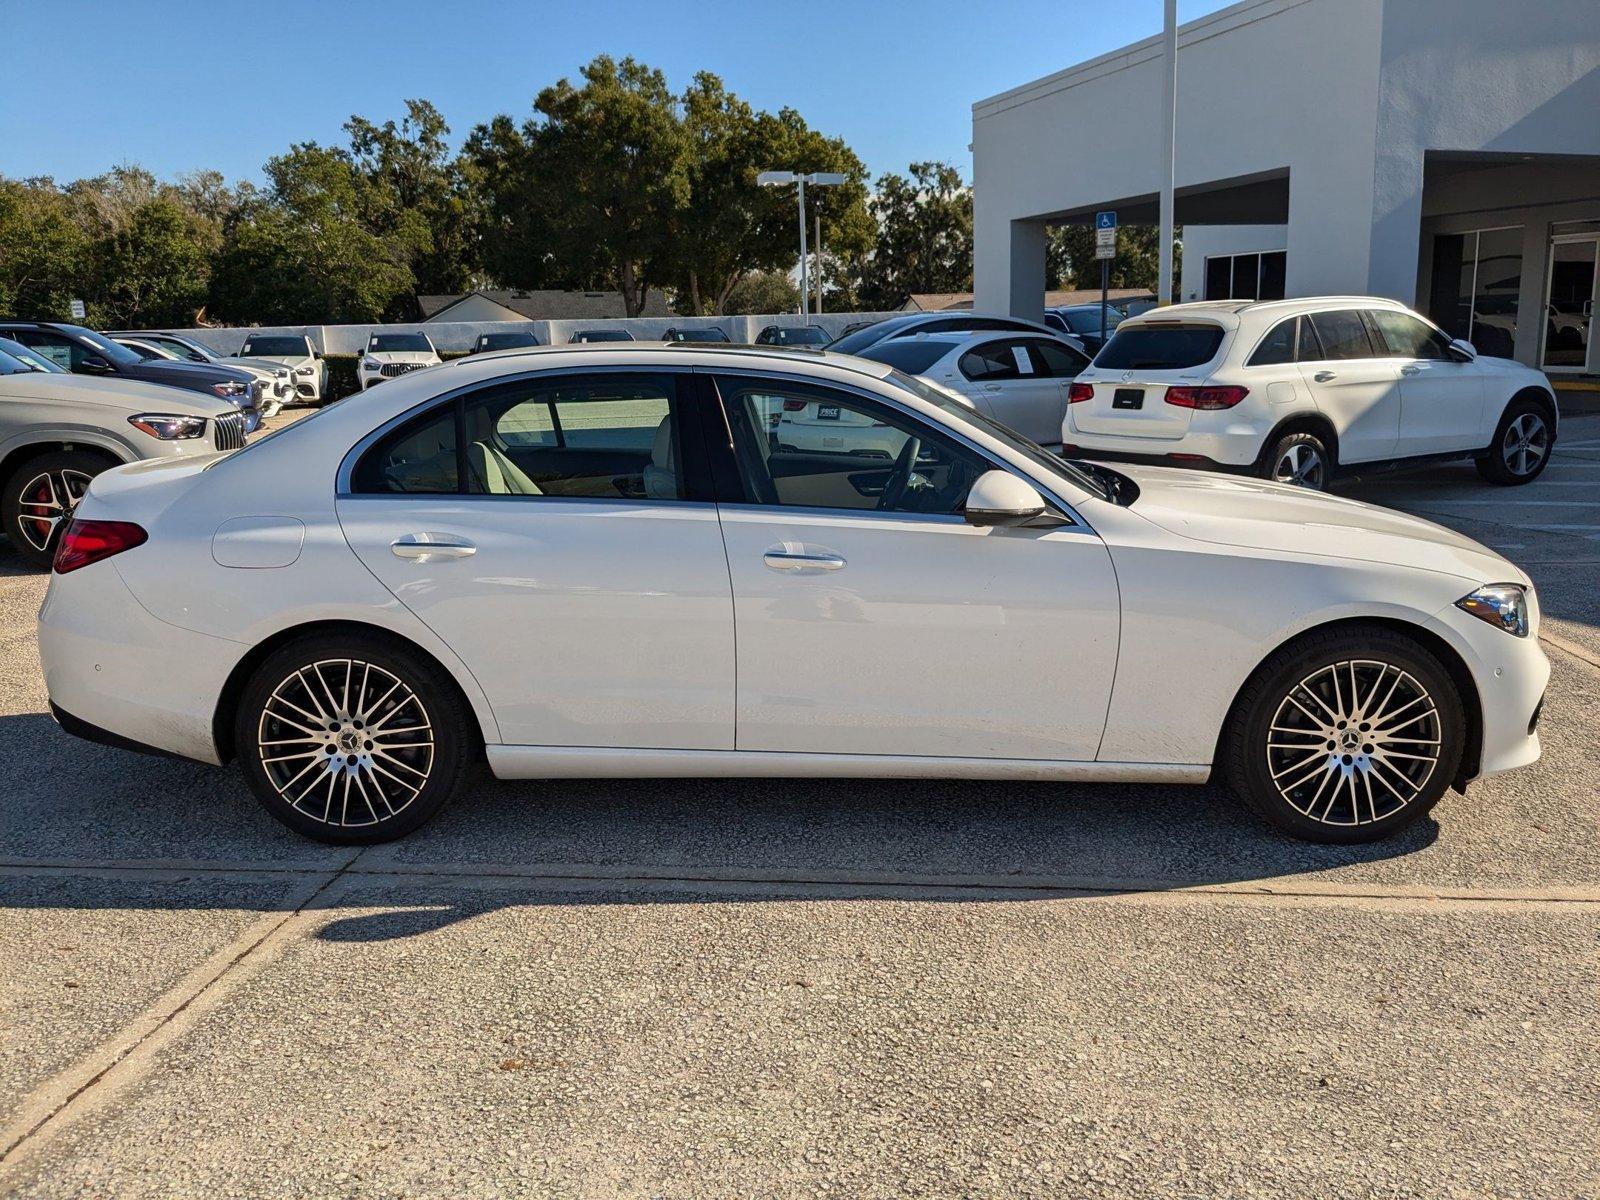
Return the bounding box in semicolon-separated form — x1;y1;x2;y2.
1095;211;1117;347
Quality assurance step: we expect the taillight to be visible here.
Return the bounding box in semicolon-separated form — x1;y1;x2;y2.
52;519;148;574
782;399;807;411
1165;385;1249;410
1067;383;1094;403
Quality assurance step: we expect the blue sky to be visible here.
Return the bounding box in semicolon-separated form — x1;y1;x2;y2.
0;0;1232;187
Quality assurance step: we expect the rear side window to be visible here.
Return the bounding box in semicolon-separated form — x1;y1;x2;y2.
1305;310;1374;360
858;340;954;374
351;403;461;494
1094;324;1225;370
1026;339;1089;377
1247;317;1298;366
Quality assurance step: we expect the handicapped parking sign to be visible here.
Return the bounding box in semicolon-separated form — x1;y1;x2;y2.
1095;211;1117;231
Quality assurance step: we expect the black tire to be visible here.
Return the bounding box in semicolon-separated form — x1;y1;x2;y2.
1;449;117;569
235;632;476;844
1221;624;1465;844
1476;395;1554;486
1258;430;1331;491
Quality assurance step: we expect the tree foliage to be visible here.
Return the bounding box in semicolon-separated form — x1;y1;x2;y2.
845;162;973;311
1047;224;1181;293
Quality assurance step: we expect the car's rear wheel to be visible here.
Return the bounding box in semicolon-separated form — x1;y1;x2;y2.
1222;625;1464;843
1476;397;1553;485
2;450;113;568
235;632;475;844
1260;430;1331;491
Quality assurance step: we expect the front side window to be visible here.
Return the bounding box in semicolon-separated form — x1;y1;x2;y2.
959;340;1034;382
1026;339;1089;377
1369;310;1452;360
716;376;988;517
1305;310;1374;361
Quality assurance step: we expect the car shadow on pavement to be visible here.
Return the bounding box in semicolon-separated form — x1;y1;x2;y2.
0;710;1440;943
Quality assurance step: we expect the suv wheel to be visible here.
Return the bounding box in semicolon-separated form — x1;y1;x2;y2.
2;450;112;568
235;632;475;844
1261;431;1330;491
1222;625;1464;843
1477;398;1553;485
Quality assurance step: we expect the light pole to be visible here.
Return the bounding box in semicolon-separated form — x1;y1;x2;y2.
758;170;847;319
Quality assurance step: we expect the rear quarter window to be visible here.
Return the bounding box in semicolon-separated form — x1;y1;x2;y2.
1094;323;1226;371
858;340;954;374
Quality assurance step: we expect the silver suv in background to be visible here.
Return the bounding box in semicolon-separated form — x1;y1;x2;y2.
0;338;244;567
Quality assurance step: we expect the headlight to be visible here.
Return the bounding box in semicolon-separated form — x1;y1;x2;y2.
274;367;290;378
363;357;381;371
129;414;207;440
211;380;247;398
295;366;315;376
1456;584;1530;637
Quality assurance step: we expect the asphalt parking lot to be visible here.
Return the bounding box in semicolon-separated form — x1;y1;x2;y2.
1;409;1597;1198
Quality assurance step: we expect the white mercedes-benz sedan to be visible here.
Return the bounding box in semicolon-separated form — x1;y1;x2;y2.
37;345;1548;846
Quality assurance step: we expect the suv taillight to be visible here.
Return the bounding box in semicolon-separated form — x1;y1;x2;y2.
53;519;148;574
1165;385;1248;410
782;399;807;411
1067;383;1094;403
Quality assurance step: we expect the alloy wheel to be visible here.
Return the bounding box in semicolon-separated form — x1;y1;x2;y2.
15;468;94;553
1500;412;1548;477
256;658;435;828
1272;444;1325;489
1264;659;1441;827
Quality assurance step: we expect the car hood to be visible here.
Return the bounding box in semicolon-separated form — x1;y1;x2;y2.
364;351;438;364
246;353;315;369
1105;463;1526;587
0;372;235;417
217;356;287;377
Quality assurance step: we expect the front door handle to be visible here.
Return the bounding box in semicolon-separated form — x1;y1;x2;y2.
391;533;476;561
763;549;846;572
983;384;1003;392
1400;364;1422;376
1313;370;1337;382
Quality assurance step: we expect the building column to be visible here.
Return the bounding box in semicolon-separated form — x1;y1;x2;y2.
1283;164;1379;299
1512;221;1551;368
974;216;1047;319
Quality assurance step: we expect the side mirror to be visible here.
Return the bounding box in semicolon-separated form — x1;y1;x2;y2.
964;470;1052;527
1448;337;1477;362
313;350;323;360
78;353;112;374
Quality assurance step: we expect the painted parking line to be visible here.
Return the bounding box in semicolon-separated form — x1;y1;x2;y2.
1414;499;1600;507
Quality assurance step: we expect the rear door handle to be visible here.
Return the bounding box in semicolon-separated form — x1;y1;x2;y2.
763;549;846;572
391;533;476;561
983;384;1003;392
1313;371;1337;382
1400;364;1422;376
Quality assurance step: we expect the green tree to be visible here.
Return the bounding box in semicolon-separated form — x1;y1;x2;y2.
846;162;972;311
89;196;212;327
0;178;91;320
723;269;800;316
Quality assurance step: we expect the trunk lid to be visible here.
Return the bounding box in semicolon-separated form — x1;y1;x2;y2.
1068;320;1230;440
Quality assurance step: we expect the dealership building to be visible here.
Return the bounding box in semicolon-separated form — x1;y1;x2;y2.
972;0;1600;375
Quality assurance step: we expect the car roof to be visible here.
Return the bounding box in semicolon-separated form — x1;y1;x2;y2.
448;341;896;379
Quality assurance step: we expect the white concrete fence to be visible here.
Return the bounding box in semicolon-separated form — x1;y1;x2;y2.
164;311;902;357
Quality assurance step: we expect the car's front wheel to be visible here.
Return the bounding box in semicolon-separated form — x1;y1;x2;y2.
1222;625;1465;843
1477;397;1554;485
235;632;475;844
2;449;113;568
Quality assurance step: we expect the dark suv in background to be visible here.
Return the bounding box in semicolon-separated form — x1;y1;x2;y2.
0;321;262;430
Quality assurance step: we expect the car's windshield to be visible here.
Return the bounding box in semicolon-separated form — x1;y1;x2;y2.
63;326;143;367
858;339;955;374
162;335;217;362
768;326;831;345
479;333;539;351
1061;307;1123;335
241;336;311;357
0;338;64;373
1094;323;1226;370
884;368;1111;503
571;330;631;342
369;333;434;353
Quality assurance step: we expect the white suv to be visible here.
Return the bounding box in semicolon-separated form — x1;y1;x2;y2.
359;332;441;390
1063;297;1559;489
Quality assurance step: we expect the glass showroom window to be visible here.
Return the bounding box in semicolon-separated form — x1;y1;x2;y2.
1428;227;1523;358
1203;251;1286;302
